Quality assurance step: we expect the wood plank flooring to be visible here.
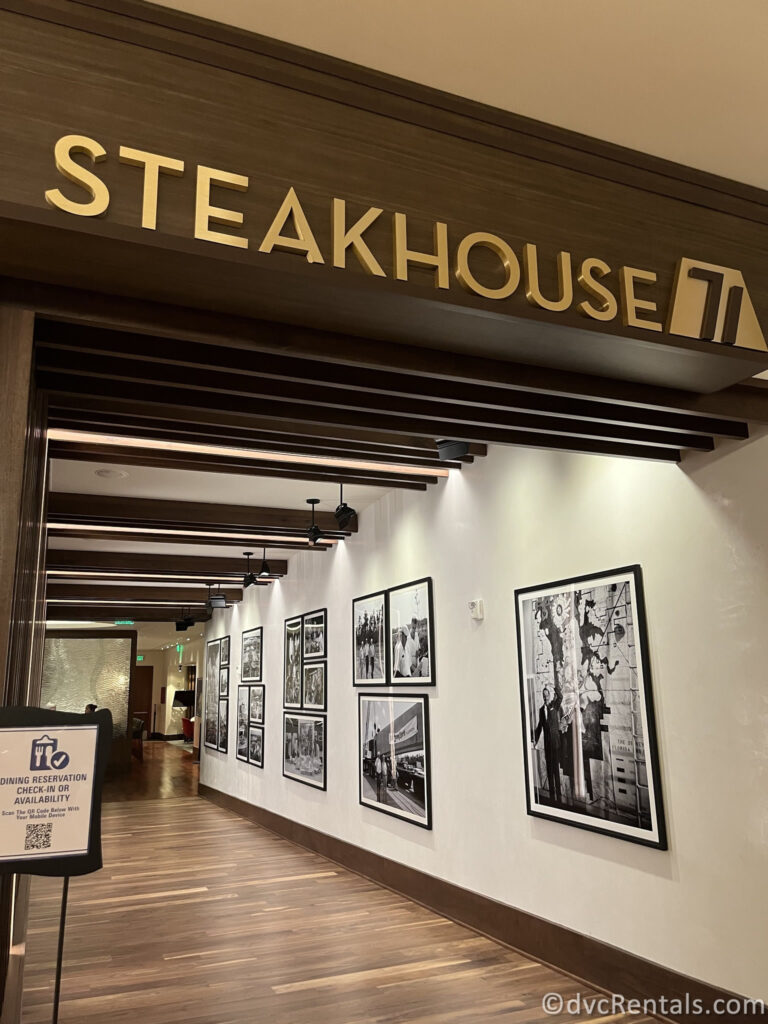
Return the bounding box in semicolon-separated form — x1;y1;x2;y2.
21;746;656;1023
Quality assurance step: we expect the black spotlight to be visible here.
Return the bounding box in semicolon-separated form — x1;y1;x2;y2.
258;546;271;579
207;584;227;610
437;439;470;461
334;484;357;531
306;498;322;545
242;551;257;589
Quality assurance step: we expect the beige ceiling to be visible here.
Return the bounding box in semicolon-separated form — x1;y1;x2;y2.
147;0;768;190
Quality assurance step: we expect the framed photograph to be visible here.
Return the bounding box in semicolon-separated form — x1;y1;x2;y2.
515;565;667;850
220;635;231;667
302;662;326;712
358;694;431;829
353;591;386;685
241;626;263;683
219;666;229;698
303;608;326;660
248;725;264;768
387;578;435;685
236;686;249;762
283;712;326;790
218;698;228;754
249;684;265;725
204;638;221;750
284;617;302;708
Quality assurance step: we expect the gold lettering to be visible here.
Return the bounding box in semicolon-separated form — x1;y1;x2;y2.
523;244;573;312
44;134;109;217
118;146;184;230
332;199;385;276
619;266;662;332
194;166;249;249
455;232;520;300
393;213;449;290
576;257;618;322
259;187;324;263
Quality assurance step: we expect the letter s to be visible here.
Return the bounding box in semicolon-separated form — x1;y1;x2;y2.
44;134;110;217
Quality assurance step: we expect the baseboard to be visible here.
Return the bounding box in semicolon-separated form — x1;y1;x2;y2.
150;732;184;741
199;784;748;1024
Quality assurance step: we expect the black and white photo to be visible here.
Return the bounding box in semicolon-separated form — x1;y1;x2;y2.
204;638;221;750
284;617;302;708
249;684;265;725
248;725;264;768
358;694;431;829
219;666;229;698
516;566;666;849
302;662;326;711
303;609;326;659
241;627;262;683
283;712;326;789
388;578;435;685
353;591;386;684
236;686;249;762
218;697;228;753
220;635;230;667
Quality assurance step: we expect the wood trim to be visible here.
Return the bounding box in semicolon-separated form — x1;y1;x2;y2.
4;0;768;224
198;784;745;1024
45;549;288;577
46;584;243;604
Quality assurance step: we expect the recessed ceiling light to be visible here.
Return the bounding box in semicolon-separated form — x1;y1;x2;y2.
95;468;129;479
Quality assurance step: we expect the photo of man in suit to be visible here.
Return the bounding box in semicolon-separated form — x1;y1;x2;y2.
532;680;563;806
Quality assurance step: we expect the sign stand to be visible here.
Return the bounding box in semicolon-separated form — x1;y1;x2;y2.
52;877;69;1024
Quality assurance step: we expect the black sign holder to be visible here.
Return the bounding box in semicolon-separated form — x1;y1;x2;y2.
0;706;112;1024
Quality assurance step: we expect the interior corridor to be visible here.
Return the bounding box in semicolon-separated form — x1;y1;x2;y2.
19;749;656;1023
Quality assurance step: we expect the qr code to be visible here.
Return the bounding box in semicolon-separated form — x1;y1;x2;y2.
25;823;53;851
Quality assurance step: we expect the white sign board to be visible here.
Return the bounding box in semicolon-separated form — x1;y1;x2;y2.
0;725;98;862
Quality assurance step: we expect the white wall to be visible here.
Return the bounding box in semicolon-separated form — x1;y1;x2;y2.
201;435;768;1001
139;639;204;735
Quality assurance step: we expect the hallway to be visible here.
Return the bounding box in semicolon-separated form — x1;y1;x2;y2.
20;767;653;1024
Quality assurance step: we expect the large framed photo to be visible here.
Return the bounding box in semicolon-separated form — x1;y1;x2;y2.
515;565;667;850
249;684;265;725
353;591;386;685
220;635;231;667
358;694;432;829
303;608;326;660
302;662;326;711
241;627;263;683
236;686;249;762
284;617;302;708
283;712;326;790
388;578;435;685
204;638;221;750
248;725;264;768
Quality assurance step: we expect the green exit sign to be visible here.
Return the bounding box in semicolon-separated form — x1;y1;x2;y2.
115;619;135;625
136;655;144;662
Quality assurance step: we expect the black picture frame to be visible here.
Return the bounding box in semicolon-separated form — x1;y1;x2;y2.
283;616;302;709
303;608;327;660
514;564;667;851
352;590;387;686
220;635;231;667
217;697;228;754
241;626;263;683
236;686;249;763
302;661;327;712
387;577;435;686
248;725;264;768
218;666;229;698
357;693;432;830
203;638;221;751
249;684;265;726
283;712;326;790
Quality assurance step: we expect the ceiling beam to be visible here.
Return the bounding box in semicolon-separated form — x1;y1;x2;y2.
47;585;244;603
45;607;213;624
46;549;289;577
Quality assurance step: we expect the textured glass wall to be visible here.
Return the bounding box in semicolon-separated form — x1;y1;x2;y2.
41;635;132;741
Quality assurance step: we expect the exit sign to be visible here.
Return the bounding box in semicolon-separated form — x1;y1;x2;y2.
115;619;135;625
136;655;144;662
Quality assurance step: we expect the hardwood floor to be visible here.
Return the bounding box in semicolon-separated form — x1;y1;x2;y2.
103;740;199;802
21;745;656;1023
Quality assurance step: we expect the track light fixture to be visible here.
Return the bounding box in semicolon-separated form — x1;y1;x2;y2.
258;546;271;578
242;551;257;589
176;607;195;631
206;583;227;610
437;439;470;461
306;498;322;545
334;484;357;531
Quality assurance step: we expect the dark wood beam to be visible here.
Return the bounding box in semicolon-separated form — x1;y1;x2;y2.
45;606;213;624
48;493;356;536
45;549;289;577
47;524;336;549
47;585;244;603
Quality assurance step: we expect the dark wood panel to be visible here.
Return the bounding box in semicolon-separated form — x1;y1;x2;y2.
46;549;288;577
47;584;243;603
46;605;213;622
47;524;335;550
200;784;742;1024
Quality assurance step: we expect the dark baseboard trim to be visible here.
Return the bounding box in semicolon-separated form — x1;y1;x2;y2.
149;732;184;741
199;784;748;1024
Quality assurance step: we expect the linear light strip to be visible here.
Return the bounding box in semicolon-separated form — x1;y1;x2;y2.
47;599;213;606
46;570;278;581
47;429;450;478
47;523;336;544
